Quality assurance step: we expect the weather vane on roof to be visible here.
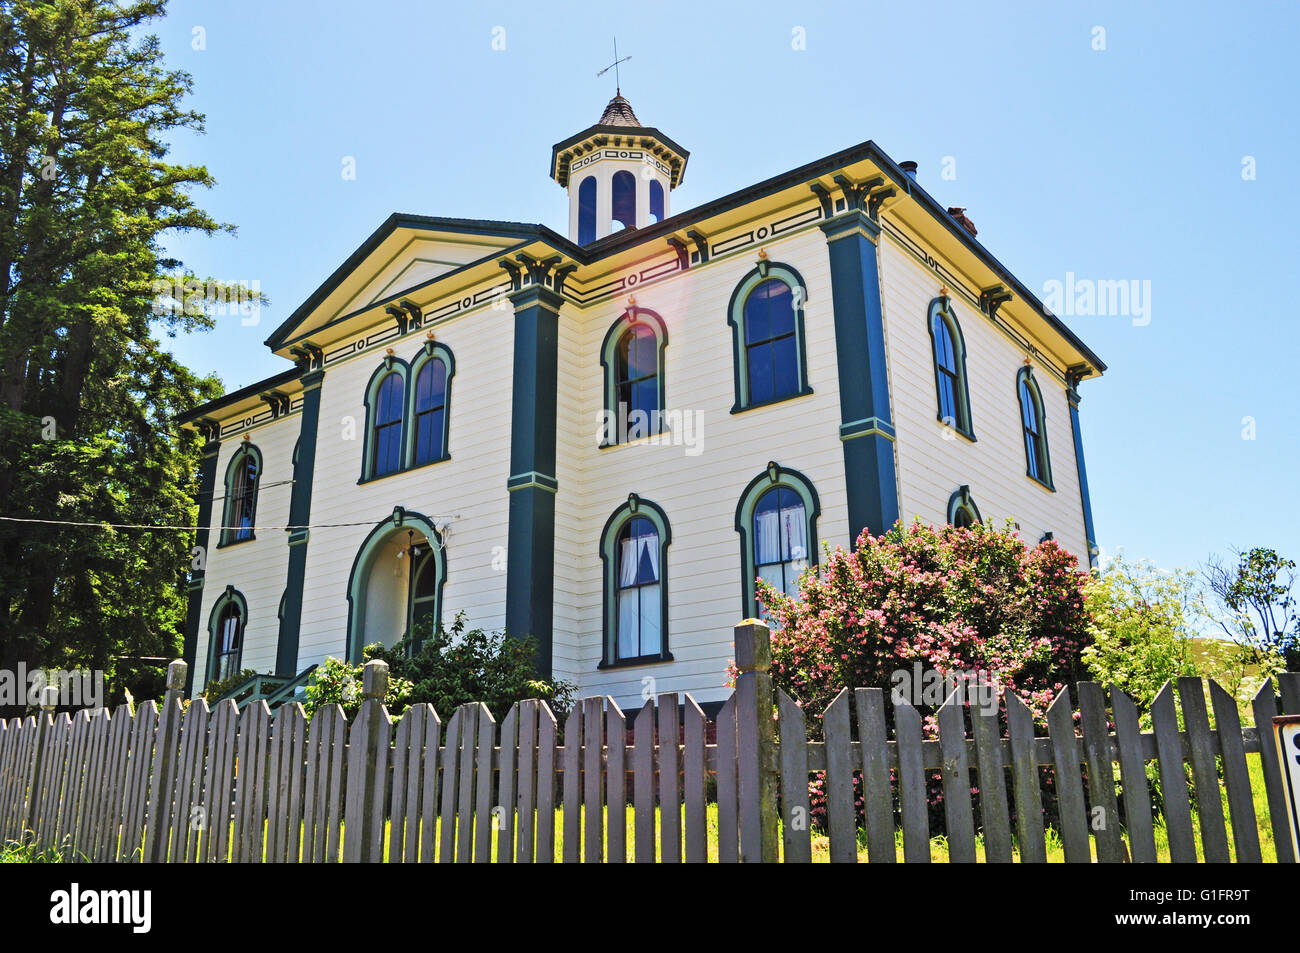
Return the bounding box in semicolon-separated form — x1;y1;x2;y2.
596;37;631;96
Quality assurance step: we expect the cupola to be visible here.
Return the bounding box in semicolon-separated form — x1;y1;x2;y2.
549;93;689;245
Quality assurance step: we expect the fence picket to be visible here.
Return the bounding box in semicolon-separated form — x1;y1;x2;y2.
76;709;112;859
1279;672;1300;714
583;696;605;863
604;698;626;864
1178;677;1229;862
715;695;738;864
119;702;157;862
1252;681;1294;863
971;698;1012;863
388;705;415;863
657;692;680;864
417;705;442;864
1151;682;1196;863
562;702;583;863
170;700;209;862
633;699;655;863
776;689;812;864
894;700;929;863
474;704;496;863
497;703;518;864
1209;680;1261;863
937;689;976;863
1004;692;1046;863
823;688;856;863
683;696;707;864
204;699;238;863
1109;686;1156;863
535;702;557;864
1077;682;1123;863
1046;688;1090;863
854;688;894;864
437;708;460;863
515;701;539;863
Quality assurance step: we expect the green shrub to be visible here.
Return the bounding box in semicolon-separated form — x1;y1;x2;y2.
201;668;260;703
304;612;575;723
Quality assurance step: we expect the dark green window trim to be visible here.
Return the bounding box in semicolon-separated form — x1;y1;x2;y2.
927;295;976;441
218;442;263;547
598;307;668;448
946;485;982;527
597;493;673;668
1016;366;1055;491
345;507;446;664
726;261;813;414
405;340;456;469
734;462;821;618
206;585;248;685
359;355;410;483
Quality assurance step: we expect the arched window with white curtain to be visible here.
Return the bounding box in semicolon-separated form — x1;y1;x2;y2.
735;463;821;618
599;495;672;668
753;486;809;601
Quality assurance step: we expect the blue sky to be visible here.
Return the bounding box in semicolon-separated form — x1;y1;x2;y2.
155;0;1299;577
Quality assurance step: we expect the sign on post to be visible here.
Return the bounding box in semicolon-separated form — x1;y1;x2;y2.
1275;714;1300;862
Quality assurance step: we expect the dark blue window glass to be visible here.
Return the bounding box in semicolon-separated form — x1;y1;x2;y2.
612;171;636;230
615;324;659;436
578;176;597;245
412;358;447;465
934;315;958;424
1020;379;1043;480
373;372;404;477
743;279;798;404
649;181;665;223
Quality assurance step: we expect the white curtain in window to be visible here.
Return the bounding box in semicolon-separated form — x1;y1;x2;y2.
617;589;639;658
781;502;808;563
755;510;782;565
618;538;638;587
638;583;661;655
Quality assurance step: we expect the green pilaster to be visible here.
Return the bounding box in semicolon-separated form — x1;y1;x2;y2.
1066;378;1099;569
819;209;900;544
182;433;221;695
276;368;324;676
505;284;562;678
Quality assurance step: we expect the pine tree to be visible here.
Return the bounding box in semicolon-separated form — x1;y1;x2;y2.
0;0;233;708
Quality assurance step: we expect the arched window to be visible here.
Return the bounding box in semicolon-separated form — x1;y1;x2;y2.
599;495;672;667
727;262;812;412
649;180;665;223
408;545;439;650
928;297;973;438
408;343;454;467
735;463;820;617
947;485;982;528
361;357;410;482
1017;367;1054;489
578;176;597;245
599;309;667;446
220;443;261;545
207;587;247;684
373;373;404;476
611;170;636;231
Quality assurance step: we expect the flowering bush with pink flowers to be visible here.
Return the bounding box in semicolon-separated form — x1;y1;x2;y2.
759;519;1093;727
758;520;1093;833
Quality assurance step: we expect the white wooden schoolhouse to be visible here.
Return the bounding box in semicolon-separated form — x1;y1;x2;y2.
179;94;1105;713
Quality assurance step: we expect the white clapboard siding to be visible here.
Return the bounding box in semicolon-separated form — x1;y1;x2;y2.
193;415;299;691
877;234;1089;559
294;301;515;672
553;226;849;709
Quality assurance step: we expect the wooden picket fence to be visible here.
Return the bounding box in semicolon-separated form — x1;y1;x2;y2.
1;621;1297;862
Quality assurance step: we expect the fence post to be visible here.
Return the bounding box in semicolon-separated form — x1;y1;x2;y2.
21;686;60;838
734;619;780;862
343;659;390;863
145;660;187;863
